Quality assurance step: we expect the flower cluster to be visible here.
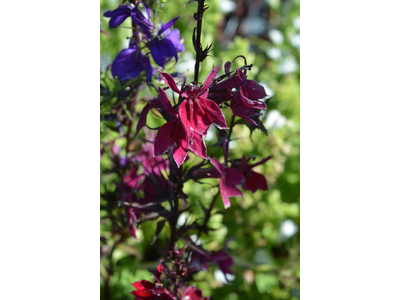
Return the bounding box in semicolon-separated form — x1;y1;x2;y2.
131;245;209;300
104;2;185;84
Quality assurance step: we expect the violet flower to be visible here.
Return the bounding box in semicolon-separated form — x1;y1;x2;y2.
111;46;155;84
148;17;183;67
103;2;153;37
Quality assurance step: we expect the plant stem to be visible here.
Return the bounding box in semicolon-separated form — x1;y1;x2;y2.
196;190;220;241
194;0;205;82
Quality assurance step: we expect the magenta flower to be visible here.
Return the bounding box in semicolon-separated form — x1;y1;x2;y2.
235;155;272;192
230;91;264;125
209;158;244;208
160;64;228;136
131;280;175;300
152;86;207;167
183;286;209;300
215;68;267;103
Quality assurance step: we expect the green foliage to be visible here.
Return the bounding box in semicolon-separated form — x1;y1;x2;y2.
100;0;299;299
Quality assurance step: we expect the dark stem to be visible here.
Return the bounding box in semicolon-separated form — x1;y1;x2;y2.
225;114;236;161
196;190;220;241
194;0;205;82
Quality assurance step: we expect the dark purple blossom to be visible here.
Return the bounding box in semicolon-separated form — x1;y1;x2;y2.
111;46;155;84
103;2;153;37
148;17;183;67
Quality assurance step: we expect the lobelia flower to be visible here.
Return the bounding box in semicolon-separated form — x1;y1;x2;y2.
160;64;228;136
111;45;155;84
147;17;184;67
103;2;153;37
151;86;207;167
132;262;175;300
182;286;209;300
190;243;234;283
131;280;175;300
209;158;244;208
230;91;264;125
233;155;272;192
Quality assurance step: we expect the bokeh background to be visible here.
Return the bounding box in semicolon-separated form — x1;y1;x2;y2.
101;0;300;299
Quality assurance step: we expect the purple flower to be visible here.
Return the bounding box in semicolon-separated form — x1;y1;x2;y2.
103;2;153;37
111;46;155;84
148;17;183;67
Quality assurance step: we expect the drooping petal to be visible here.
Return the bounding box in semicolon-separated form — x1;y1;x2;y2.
158;16;180;35
171;120;188;167
104;5;132;28
165;28;185;52
136;102;152;135
214;76;242;90
243;171;268;192
111;48;144;82
190;132;207;159
220;180;242;209
150;42;167;67
154;121;175;156
224;167;245;186
157;86;178;117
246;80;267;100
160;71;182;94
209;158;223;175
199;63;221;94
239;88;266;110
200;97;228;130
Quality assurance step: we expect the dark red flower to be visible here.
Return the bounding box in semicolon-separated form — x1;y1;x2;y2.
160;65;228;136
215;68;267;103
152;86;207;167
182;286;209;300
209;158;244;208
131;280;175;300
235;155;272;192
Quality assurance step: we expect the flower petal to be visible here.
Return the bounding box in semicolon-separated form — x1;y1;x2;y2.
239;88;266;110
160;71;182;94
189;131;207;159
200;97;228;130
225;167;245;185
243;171;268;192
246;79;267;100
199;63;221;94
111;48;144;82
154;121;175;156
171;121;188;167
220;181;242;209
157;86;178;117
209;158;223;175
135;102;151;135
104;5;132;28
159;16;180;35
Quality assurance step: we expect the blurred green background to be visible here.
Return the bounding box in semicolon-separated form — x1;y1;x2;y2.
101;0;299;299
